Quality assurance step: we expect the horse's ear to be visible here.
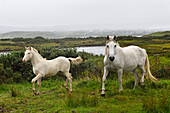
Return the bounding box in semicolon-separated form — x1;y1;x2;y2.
107;35;110;40
114;35;117;41
25;47;28;50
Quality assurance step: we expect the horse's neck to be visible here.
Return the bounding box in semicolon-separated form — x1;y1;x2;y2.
31;52;43;66
117;46;124;56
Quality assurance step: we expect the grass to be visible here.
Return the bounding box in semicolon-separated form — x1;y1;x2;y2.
0;78;169;112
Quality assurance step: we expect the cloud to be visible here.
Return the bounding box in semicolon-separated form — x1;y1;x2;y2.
0;0;170;29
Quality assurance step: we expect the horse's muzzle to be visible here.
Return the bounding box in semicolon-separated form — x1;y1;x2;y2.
109;57;115;61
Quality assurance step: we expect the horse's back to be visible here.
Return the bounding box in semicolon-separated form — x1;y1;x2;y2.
123;46;146;56
122;46;147;71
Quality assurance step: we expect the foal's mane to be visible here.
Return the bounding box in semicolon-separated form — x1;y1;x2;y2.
31;47;45;60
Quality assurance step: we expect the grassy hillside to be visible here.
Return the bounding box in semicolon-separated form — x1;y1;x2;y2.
0;31;56;39
144;31;170;37
0;31;170;53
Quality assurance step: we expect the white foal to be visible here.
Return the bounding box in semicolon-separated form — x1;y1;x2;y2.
101;36;157;96
22;47;82;95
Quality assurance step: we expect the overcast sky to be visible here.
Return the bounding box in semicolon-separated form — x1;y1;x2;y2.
0;0;170;29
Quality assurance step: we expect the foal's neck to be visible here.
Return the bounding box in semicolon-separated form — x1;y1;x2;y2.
31;51;43;66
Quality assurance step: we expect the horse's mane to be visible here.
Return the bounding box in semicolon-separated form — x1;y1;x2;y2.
31;47;46;60
105;40;120;55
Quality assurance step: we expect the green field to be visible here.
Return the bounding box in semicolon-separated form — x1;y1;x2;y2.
0;32;170;112
0;79;169;112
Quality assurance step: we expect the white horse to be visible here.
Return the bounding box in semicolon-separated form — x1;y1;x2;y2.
22;47;82;95
101;36;157;96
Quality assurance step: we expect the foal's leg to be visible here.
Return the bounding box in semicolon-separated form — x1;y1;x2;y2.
118;69;123;92
64;78;69;90
64;72;72;92
31;74;43;95
37;78;41;95
139;66;146;86
133;69;139;89
101;67;109;96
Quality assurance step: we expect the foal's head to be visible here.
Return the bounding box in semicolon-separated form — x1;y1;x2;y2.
105;35;118;61
22;47;33;62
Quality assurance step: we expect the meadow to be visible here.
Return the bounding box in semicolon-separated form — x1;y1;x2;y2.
0;32;170;112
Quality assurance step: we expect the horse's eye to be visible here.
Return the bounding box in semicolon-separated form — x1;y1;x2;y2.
28;53;30;54
114;45;117;48
107;45;109;48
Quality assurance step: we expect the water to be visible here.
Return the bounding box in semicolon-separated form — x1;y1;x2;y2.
0;46;105;56
0;52;10;55
76;46;105;55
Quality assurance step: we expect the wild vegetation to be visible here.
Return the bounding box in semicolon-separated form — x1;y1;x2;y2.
0;32;169;112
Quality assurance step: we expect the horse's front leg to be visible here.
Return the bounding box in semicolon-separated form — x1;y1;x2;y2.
32;73;43;95
101;67;109;96
118;69;123;92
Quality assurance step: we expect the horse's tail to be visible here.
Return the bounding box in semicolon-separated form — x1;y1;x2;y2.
145;55;158;83
68;56;83;65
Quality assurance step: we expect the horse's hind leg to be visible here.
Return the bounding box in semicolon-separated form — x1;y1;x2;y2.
133;69;139;90
139;66;146;86
64;72;72;92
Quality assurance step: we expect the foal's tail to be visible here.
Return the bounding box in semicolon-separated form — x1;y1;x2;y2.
68;56;83;65
145;55;158;83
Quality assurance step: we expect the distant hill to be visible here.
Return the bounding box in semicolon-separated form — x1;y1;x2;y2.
144;31;170;37
0;30;154;39
0;31;57;39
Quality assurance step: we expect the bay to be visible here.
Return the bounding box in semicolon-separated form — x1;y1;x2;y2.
76;46;105;55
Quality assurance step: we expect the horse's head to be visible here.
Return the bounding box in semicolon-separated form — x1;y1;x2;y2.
106;35;118;61
22;47;33;62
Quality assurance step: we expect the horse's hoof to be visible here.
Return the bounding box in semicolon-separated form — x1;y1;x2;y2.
101;94;105;97
119;89;123;92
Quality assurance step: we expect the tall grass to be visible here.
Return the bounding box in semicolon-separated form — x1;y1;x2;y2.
10;85;21;97
142;93;169;113
63;89;99;107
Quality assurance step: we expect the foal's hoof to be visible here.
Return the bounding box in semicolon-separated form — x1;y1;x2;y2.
66;87;69;91
141;82;145;87
101;93;105;97
33;90;37;95
36;92;40;96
